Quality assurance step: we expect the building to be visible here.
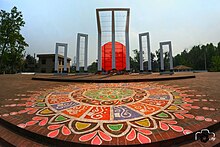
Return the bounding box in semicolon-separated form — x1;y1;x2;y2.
37;54;71;73
173;65;193;72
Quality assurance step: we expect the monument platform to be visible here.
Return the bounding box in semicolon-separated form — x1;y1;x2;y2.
32;72;196;83
0;72;219;146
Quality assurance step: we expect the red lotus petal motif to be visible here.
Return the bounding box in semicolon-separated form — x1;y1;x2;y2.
26;120;38;126
137;133;151;144
47;129;60;138
98;130;112;141
62;126;71;136
126;128;136;141
28;108;38;114
174;113;184;119
183;129;193;135
169;125;183;132
17;123;26;128
159;122;169;131
162;120;177;125
79;131;97;142
32;116;45;121
191;106;200;109
47;124;63;130
195;116;205;121
183;114;195;119
91;135;102;145
136;128;152;136
39;118;48;126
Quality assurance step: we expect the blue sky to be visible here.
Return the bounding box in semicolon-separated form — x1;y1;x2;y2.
1;0;220;65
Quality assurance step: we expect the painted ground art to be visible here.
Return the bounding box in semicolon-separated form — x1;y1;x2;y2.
0;82;218;145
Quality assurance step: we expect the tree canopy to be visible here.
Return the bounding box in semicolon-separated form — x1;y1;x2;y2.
0;6;28;73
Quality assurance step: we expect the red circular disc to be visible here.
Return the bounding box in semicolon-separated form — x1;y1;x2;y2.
102;42;126;71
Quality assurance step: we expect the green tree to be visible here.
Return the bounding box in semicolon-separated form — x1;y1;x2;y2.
88;61;98;73
0;6;28;73
130;49;140;72
23;54;36;72
211;56;220;71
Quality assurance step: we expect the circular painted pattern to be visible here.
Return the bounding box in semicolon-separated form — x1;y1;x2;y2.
46;84;172;122
1;82;217;145
83;88;135;100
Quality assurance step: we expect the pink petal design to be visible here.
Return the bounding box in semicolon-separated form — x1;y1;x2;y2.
62;126;71;136
32;116;44;121
79;131;97;142
10;112;18;115
183;129;193;135
195;116;205;121
47;129;59;138
136;128;152;135
202;107;209;110
26;120;38;126
162;120;177;125
25;108;34;111
91;135;102;145
28;108;38;114
178;110;189;114
169;125;183;132
159;121;169;131
184;114;195;119
17;123;26;128
98;130;112;141
47;124;63;130
17;104;26;106
191;106;200;109
205;118;212;122
18;110;28;114
10;104;16;107
126;128;136;141
181;105;191;110
137;133;151;144
174;113;184;119
39;118;48;126
209;108;215;111
181;103;192;107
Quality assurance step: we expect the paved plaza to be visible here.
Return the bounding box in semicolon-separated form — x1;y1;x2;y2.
0;72;219;146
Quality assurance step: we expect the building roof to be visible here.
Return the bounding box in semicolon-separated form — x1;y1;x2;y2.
173;65;193;70
37;54;71;61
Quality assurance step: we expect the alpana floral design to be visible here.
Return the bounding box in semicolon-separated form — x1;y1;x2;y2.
1;82;217;145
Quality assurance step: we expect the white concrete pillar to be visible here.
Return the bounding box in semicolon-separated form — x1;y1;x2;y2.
97;33;102;71
55;43;59;73
169;42;173;70
76;34;80;72
160;41;173;71
55;43;68;74
125;10;130;71
146;33;152;71
160;43;164;71
111;10;116;70
64;44;67;72
139;34;144;71
84;34;88;71
125;32;130;71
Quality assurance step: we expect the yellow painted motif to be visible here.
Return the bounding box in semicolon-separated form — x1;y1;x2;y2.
135;119;150;127
75;122;91;130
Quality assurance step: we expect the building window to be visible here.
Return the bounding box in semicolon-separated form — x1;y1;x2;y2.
42;59;46;64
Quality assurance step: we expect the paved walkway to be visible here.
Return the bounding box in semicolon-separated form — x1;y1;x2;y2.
0;73;219;146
